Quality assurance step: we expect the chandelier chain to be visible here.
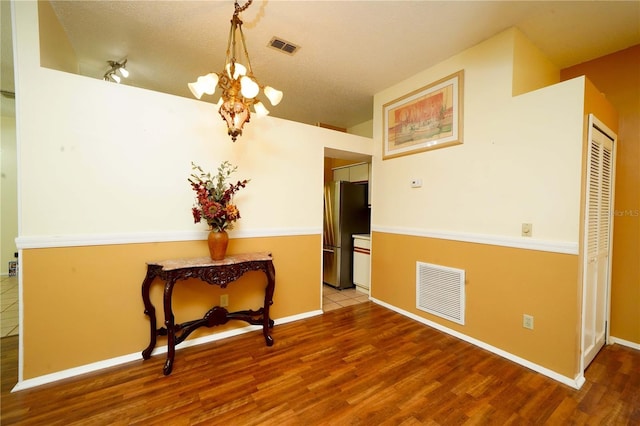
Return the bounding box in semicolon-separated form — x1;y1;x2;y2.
234;0;253;16
237;25;254;76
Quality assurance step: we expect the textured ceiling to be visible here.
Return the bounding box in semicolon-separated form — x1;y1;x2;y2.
3;1;640;127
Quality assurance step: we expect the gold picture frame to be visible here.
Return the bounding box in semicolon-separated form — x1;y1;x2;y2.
383;70;464;160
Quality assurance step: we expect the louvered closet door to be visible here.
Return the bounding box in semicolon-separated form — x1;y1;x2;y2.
582;116;615;369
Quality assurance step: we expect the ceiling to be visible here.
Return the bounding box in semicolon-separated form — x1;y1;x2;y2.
2;1;639;128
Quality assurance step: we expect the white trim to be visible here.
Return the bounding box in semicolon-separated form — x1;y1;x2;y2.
11;309;323;392
372;226;578;255
278;310;324;324
370;297;585;389
12;351;147;393
589;114;616;141
609;336;640;351
15;228;322;249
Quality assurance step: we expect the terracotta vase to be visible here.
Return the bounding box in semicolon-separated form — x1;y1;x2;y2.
207;229;229;260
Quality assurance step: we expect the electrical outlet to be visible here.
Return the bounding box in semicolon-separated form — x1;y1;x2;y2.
220;294;229;307
521;223;532;237
523;314;534;330
410;178;422;188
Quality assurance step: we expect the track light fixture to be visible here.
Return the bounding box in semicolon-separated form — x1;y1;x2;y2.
103;59;129;84
188;0;283;142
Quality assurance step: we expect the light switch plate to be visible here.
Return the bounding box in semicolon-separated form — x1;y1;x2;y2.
523;314;534;330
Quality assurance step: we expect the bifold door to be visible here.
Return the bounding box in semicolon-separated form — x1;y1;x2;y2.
581;114;616;370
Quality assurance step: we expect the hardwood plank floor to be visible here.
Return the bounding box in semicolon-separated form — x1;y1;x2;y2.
1;302;639;425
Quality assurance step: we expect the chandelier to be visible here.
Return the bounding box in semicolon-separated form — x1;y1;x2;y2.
188;0;283;142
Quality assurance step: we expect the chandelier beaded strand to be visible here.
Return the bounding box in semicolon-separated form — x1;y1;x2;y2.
188;0;283;142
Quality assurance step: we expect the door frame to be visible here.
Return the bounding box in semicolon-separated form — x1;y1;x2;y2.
579;114;617;374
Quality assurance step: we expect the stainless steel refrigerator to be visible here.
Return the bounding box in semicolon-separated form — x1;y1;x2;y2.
323;181;370;289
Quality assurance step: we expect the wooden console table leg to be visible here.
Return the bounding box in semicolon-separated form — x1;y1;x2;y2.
141;267;159;359
162;279;177;375
263;262;276;346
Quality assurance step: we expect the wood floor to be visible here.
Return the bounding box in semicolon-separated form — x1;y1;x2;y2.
1;302;639;425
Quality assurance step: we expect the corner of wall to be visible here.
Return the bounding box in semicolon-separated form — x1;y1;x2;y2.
37;0;78;73
348;119;373;138
583;78;618;133
512;28;560;96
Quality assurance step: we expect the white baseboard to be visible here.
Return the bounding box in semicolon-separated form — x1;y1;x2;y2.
609;336;640;351
12;309;323;393
370;297;585;390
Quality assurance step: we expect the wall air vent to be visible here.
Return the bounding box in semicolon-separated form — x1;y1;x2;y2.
268;37;300;55
416;262;466;325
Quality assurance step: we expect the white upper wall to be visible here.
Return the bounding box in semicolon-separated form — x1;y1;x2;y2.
15;0;586;245
371;28;585;243
12;1;373;240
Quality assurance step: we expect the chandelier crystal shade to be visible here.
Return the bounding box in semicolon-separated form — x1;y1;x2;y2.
188;0;283;142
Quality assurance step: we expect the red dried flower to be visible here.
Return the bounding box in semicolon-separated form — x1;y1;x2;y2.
188;161;249;231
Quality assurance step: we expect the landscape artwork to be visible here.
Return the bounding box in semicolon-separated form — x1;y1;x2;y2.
383;70;463;159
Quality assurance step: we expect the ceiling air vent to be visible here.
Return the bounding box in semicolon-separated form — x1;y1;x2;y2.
268;37;300;55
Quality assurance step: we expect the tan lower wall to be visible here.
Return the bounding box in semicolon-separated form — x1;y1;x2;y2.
22;234;320;379
371;232;580;378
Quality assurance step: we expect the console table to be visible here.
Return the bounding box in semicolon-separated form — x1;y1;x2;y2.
141;252;275;375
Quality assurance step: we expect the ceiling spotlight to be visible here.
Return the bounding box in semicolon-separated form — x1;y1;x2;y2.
103;59;129;83
187;0;283;142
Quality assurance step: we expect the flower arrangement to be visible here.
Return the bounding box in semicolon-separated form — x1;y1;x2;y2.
189;161;249;232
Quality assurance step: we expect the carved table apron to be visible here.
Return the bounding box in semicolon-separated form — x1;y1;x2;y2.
141;252;275;375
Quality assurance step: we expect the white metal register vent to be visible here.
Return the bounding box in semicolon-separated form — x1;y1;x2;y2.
416;262;465;325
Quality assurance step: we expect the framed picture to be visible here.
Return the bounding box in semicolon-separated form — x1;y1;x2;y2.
383;70;464;160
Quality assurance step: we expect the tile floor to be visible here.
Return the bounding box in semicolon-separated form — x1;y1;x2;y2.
322;284;369;311
1;275;19;337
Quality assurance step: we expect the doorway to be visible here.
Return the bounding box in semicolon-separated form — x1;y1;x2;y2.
1;93;18;339
322;149;372;312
